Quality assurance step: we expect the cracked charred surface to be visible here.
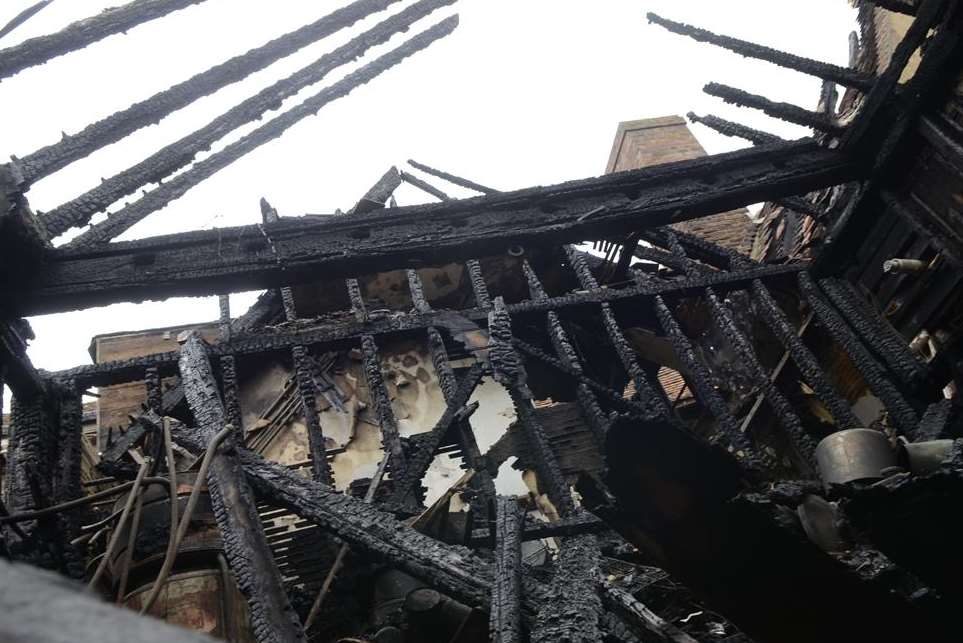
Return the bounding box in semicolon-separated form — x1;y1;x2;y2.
177;334;304;643
490;496;524;643
532;533;603;643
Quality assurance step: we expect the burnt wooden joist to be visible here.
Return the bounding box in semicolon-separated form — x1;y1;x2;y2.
18;0;400;185
48;262;809;389
19;141;855;315
177;333;304;643
0;0;208;81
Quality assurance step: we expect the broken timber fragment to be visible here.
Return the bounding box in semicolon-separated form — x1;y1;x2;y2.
177;332;304;643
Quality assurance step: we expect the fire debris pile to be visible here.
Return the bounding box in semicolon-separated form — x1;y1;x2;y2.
1;1;963;642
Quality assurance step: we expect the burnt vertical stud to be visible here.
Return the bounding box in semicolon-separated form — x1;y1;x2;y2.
491;496;524;643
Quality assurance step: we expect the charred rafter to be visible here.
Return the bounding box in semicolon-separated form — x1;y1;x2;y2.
407;159;498;194
361;334;408;477
687;112;785;146
400;171;452;202
704;83;844;134
63;16;459;248
24;141;853;315
649;13;875;90
490;496;524;643
0;0;207;81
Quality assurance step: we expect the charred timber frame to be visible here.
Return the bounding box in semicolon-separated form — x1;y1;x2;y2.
490;496;524;643
17;141;855;316
177;333;304;643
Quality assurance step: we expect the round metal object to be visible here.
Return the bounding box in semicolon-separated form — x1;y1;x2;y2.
899;439;955;475
796;494;846;553
815;429;896;489
507;245;524;257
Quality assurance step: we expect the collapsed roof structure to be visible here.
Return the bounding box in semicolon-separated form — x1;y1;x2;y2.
1;1;962;642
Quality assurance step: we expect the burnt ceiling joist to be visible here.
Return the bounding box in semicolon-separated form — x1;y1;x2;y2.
17;141;851;315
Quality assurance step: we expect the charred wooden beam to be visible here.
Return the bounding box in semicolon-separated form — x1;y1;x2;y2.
400;170;452;202
53;382;84;578
704;83;844;134
349;166;403;215
217;295;244;437
490;496;524;643
51;262;809;389
407;159;498;194
601;581;699;643
489;298;575;515
472;511;606;546
177;333;304;643
53;0;440;236
799;273;919;435
65;16;460;247
750;280;860;430
389;364;484;505
18;0;401;184
532;534;603;643
565;246;670;417
0;1;54;42
523;260;608;444
23;141;852;315
650;13;874;90
467;259;492;310
361;334;408;476
654;295;761;468
868;0;919;14
0;0;207;81
687;112;784;145
818;277;927;387
4;389;55;542
705;287;817;466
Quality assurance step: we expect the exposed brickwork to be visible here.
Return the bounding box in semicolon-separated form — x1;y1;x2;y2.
605;115;756;254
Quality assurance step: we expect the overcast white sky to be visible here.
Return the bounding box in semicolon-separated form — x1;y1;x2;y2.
0;0;857;408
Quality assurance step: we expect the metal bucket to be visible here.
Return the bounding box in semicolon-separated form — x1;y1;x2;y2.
815;429;896;489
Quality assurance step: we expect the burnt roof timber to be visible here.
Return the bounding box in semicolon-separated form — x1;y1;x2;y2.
0;0;208;81
41;2;451;240
20;141;854;315
48;262;809;389
0;321;44;397
0;1;54;42
648;13;875;91
704;83;845;134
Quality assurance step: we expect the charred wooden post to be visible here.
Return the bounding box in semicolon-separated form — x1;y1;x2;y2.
523;260;609;444
798;273;920;435
654;295;761;467
53;382;84;579
649;13;874;90
490;496;524;643
18;0;401;184
750;280;861;430
705;288;817;466
145;366;163;414
349;166;403;215
0;0;208;81
51;2;451;238
361;334;408;477
407;159;498;194
216;295;244;437
489;298;575;515
346;278;367;323
177;333;305;643
65;15;460;247
818;278;927;388
0;321;44;398
704;83;844;134
400;171;452;202
531;534;602;643
687;112;783;145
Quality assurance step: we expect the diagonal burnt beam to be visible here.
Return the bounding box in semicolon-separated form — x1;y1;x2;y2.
0;0;207;80
489;298;575;516
64;16;459;247
17;0;401;184
687;112;784;146
400;170;452;202
407;159;498;194
798;273;920;436
490;496;524;643
704;83;844;134
22;141;854;316
750;279;861;430
349;166;403;215
43;1;450;239
361;334;408;477
389;363;484;505
649;13;875;90
1;321;44;397
49;262;810;389
177;333;304;643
